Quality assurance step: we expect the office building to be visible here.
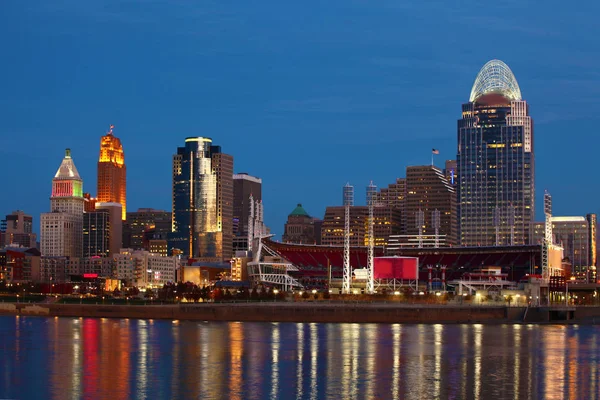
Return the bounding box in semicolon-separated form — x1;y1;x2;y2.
402;165;457;246
533;214;597;279
113;248;177;288
376;178;406;233
444;160;457;187
320;205;401;247
97;125;126;220
2;210;37;248
233;173;262;237
170;137;233;261
282;204;321;244
122;208;171;249
96;202;122;256
83;209;110;257
457;59;534;246
41;149;84;258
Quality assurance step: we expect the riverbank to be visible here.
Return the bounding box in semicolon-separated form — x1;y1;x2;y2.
2;302;600;323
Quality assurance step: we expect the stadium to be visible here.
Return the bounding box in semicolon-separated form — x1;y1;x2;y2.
263;239;541;290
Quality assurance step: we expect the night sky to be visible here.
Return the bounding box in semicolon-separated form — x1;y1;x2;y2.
2;1;599;237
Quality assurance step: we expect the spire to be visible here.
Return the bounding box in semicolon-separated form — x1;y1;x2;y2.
54;149;82;180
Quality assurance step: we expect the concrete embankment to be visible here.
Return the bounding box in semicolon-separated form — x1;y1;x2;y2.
2;302;600;323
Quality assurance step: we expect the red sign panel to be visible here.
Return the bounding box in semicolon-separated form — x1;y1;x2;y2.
83;273;99;279
374;257;418;280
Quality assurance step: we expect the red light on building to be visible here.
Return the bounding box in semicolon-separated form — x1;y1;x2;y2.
83;273;98;279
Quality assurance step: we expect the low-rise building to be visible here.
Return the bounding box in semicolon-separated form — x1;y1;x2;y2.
113;248;177;288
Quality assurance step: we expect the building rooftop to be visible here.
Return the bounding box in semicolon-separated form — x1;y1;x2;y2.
469;59;522;102
289;204;310;217
54;149;82;180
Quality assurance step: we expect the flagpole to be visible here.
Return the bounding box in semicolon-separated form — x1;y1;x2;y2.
431;152;433;166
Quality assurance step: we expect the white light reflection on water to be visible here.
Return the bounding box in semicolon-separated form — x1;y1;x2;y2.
513;324;521;400
296;323;304;399
364;324;376;399
474;323;482;400
461;324;468;399
350;323;360;399
433;324;443;399
270;322;280;400
391;324;401;399
71;318;81;399
136;320;148;397
309;323;318;400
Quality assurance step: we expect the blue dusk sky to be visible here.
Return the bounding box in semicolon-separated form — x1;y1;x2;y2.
1;1;599;237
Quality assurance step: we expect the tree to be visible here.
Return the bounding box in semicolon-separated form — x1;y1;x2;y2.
259;286;267;300
506;295;513;306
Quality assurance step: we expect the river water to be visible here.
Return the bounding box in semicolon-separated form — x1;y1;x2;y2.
0;316;598;399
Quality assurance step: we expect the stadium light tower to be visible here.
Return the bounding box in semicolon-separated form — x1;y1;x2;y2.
432;209;441;248
342;183;354;294
248;193;254;253
542;190;552;281
366;181;377;293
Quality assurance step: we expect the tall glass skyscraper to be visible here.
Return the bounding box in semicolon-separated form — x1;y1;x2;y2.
457;60;534;246
170;137;233;260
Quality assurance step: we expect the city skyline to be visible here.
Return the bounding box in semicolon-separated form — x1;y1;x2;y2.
2;1;599;238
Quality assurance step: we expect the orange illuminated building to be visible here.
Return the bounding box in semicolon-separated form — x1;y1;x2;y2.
97;125;126;220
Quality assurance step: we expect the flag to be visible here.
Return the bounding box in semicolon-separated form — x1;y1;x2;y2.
432;148;440;155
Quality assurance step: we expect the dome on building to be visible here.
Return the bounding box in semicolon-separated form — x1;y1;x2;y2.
289;204;310;217
469;59;522;103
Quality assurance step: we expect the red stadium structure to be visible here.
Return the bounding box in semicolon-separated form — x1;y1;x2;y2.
263;239;541;290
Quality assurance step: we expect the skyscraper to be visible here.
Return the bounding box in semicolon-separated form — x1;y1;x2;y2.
95;202;122;256
97;125;126;220
404;165;457;246
170;137;233;261
83;209;110;257
41;149;84;257
233;173;262;237
457;60;534;246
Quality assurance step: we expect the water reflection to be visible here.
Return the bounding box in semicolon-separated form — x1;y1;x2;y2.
1;317;600;399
